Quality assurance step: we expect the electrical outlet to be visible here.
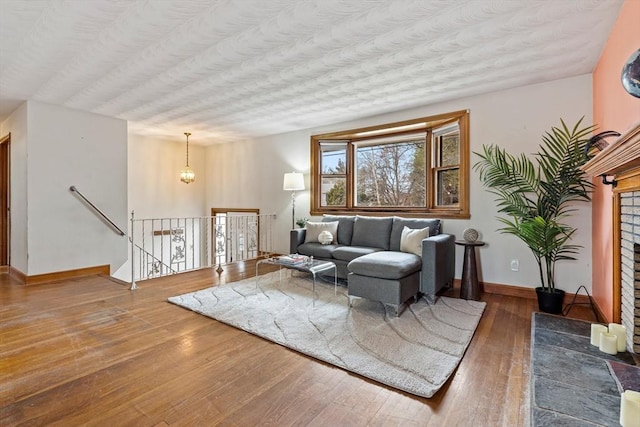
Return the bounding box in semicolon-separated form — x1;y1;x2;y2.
510;259;519;272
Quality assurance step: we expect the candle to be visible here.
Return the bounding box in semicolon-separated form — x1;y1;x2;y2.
591;324;608;346
620;390;640;427
608;323;627;352
599;332;618;355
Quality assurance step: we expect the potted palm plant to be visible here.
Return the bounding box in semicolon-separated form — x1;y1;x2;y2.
474;119;595;314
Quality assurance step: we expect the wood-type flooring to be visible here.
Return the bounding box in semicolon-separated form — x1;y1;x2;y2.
1;261;595;426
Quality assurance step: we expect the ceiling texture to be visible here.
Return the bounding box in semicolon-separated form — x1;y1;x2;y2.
0;0;624;145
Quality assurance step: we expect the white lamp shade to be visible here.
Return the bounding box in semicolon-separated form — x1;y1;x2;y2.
283;172;305;191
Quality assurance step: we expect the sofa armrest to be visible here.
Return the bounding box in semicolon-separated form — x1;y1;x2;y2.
290;229;306;254
420;233;455;302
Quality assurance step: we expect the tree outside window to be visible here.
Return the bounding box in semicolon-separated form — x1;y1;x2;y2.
311;110;469;218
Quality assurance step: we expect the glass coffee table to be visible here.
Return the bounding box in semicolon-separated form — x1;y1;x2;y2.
255;257;337;304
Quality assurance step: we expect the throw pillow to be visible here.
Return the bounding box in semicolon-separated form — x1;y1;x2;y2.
400;226;429;257
318;230;333;245
305;221;338;244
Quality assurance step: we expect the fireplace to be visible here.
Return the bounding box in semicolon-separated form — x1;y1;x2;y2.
582;122;640;354
619;193;640;352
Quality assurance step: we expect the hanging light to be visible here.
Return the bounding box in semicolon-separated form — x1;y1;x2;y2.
180;132;195;184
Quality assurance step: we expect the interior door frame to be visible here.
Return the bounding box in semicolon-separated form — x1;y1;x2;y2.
0;133;10;266
210;208;261;264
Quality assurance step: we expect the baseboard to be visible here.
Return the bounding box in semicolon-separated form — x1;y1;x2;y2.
453;279;593;306
9;266;27;284
10;265;111;285
592;299;608;323
0;265;8;274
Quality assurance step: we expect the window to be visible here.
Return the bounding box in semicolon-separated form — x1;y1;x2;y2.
311;110;469;218
319;141;348;207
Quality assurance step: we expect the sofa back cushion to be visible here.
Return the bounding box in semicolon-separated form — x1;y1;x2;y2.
322;215;355;245
389;217;441;251
351;216;393;250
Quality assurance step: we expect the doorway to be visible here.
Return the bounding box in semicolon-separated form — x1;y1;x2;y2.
210;208;261;264
0;133;9;266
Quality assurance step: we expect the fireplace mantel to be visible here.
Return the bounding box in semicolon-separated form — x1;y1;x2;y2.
582;122;640;178
584;122;640;344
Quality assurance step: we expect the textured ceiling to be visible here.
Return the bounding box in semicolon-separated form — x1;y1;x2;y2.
0;0;624;145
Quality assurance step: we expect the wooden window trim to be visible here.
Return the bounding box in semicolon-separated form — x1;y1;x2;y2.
310;110;470;218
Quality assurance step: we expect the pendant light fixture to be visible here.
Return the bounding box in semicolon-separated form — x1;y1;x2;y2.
180;132;195;184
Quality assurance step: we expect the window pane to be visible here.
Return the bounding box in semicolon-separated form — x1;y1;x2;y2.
440;133;459;166
355;140;425;207
437;168;459;206
321;177;346;206
311;110;469;217
321;143;347;174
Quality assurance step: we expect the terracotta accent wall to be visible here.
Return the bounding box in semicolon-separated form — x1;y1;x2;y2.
592;0;640;321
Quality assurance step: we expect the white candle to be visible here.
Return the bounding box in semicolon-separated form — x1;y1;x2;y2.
608;323;627;352
591;324;608;346
620;390;640;427
599;332;618;355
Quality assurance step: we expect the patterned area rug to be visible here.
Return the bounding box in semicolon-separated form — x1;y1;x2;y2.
168;271;486;398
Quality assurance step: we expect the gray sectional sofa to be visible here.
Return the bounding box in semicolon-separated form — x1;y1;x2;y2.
289;215;455;314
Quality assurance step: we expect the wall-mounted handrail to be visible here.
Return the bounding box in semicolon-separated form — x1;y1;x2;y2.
69;185;125;236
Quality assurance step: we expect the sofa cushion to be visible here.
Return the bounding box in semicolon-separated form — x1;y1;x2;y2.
348;251;422;280
400;226;430;257
389;217;441;251
332;246;381;262
322;215;355;245
304;221;338;244
297;242;341;259
351;216;393;250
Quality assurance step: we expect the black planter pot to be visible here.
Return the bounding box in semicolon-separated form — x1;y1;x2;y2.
535;287;565;314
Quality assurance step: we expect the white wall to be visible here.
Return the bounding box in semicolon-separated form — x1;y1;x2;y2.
112;133;206;282
127;133;206;218
0;102;28;272
0;101;129;276
205;74;593;294
25;101;128;275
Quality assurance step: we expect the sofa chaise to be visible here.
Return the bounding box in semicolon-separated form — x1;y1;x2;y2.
289;215;455;314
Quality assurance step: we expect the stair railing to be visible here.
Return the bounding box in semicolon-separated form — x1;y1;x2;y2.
129;212;276;288
70;187;236;291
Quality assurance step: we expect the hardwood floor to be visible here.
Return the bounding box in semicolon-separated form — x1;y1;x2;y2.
1;262;595;426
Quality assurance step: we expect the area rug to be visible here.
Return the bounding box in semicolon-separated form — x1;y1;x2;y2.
168;271;486;398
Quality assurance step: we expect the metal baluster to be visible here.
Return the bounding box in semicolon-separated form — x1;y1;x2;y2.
130;210;137;290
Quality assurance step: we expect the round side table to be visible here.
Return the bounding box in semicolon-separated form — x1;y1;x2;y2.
455;240;485;301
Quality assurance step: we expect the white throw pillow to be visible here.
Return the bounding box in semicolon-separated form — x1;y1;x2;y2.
318;230;333;245
400;226;430;257
305;221;338;244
